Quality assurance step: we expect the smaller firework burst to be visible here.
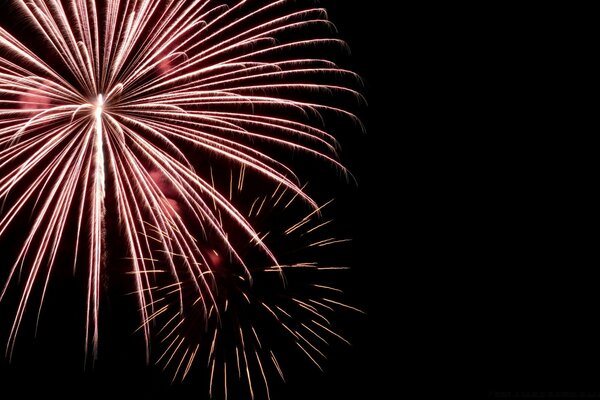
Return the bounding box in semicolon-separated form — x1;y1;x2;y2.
143;169;363;399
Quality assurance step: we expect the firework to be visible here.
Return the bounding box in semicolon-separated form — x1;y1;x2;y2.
150;179;364;398
0;0;362;396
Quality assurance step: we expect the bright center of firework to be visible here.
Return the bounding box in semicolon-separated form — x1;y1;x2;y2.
95;94;104;119
93;93;106;200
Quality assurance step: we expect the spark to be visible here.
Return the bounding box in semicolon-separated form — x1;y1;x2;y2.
321;298;366;314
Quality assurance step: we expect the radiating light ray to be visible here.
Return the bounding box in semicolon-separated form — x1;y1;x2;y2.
321;297;367;315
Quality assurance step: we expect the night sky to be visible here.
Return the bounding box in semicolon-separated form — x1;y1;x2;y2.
0;1;393;398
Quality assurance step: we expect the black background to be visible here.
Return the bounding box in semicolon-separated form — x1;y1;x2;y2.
0;1;396;398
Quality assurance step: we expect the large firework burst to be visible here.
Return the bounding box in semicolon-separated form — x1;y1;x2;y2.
0;0;362;396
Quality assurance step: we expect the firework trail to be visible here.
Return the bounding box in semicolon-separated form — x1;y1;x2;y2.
0;0;362;395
